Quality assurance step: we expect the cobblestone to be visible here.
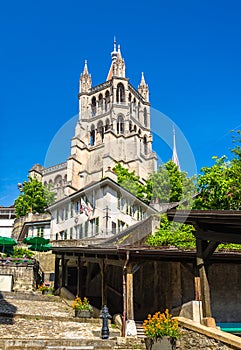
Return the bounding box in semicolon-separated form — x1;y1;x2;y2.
0;293;102;340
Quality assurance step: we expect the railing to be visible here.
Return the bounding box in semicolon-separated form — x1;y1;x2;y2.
42;162;67;175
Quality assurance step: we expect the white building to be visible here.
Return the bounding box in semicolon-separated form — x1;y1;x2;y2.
48;173;157;242
0;206;16;238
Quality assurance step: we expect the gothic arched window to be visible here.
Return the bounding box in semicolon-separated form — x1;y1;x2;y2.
90;124;95;146
97;120;104;141
116;83;125;103
91;97;96;117
99;94;103;114
129;121;132;132
137;102;140;120
144;107;147;127
117;115;124;134
105;91;110;111
143;136;148;155
133;98;136;118
105;118;110;131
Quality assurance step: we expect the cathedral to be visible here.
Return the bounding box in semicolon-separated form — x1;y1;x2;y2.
29;40;157;201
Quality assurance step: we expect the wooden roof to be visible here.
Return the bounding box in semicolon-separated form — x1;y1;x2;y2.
167;210;241;244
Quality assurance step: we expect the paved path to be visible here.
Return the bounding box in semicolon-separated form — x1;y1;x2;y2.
0;292;103;340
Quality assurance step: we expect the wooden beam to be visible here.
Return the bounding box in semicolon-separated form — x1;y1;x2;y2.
203;241;220;260
126;265;134;320
99;260;108;306
196;238;212;318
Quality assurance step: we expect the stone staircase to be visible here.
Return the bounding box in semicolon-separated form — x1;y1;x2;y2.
0;291;145;350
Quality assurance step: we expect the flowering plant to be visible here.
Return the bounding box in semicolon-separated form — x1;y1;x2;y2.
72;296;93;311
142;309;181;339
38;283;54;292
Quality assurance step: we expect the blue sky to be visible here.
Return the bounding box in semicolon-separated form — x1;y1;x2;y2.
1;0;241;206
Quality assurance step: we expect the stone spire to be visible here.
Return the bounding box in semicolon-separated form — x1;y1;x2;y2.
107;39;126;80
172;127;180;170
138;72;149;102
79;60;92;93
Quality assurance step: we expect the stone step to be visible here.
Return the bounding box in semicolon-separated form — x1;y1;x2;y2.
46;347;94;350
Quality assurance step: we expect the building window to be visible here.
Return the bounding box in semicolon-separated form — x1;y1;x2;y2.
143;136;148;155
56;233;59;240
105;118;110;131
79;224;83;239
98;93;103;113
105;90;110;111
37;227;44;237
70;202;74;217
117;115;124;134
89;217;99;236
75;226;79;239
90;124;95;146
116;83;125;103
118;220;125;233
112;222;117;235
91;96;96;116
97;120;104;141
144;107;147;127
84;221;88;237
56;209;59;224
64;230;67;240
70;227;73;240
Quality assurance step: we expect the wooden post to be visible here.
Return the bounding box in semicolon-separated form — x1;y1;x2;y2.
196;238;216;327
61;254;65;288
77;256;81;296
194;277;202;301
126;265;134;320
100;260;107;306
196;239;211;317
54;256;60;290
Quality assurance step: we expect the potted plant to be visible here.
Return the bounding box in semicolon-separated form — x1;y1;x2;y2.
142;309;181;350
72;296;93;318
38;283;54;295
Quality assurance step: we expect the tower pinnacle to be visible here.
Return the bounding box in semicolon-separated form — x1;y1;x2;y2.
138;72;149;102
172;127;180;170
79;59;92;93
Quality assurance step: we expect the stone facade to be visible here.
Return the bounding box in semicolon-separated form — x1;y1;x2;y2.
0;261;36;291
29;41;157;201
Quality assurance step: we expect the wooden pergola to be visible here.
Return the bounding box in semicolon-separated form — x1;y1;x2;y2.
167;209;241;327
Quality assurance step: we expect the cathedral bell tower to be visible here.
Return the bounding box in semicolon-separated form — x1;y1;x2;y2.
67;40;157;191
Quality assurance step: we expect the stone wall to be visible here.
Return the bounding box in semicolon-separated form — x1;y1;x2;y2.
0;262;35;291
178;317;241;350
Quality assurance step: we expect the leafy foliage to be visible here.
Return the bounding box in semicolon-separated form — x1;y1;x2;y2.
194;131;241;210
14;177;56;218
146;214;196;249
113;163;149;201
113;161;196;206
147;160;196;205
12;246;34;258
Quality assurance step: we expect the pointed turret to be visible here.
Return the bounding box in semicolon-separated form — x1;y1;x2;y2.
138;72;149;102
79;60;92;93
107;39;126;80
172;127;180;170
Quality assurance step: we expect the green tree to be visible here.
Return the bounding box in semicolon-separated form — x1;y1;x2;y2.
194;131;241;210
14;177;55;218
112;163;149;201
147;160;196;205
